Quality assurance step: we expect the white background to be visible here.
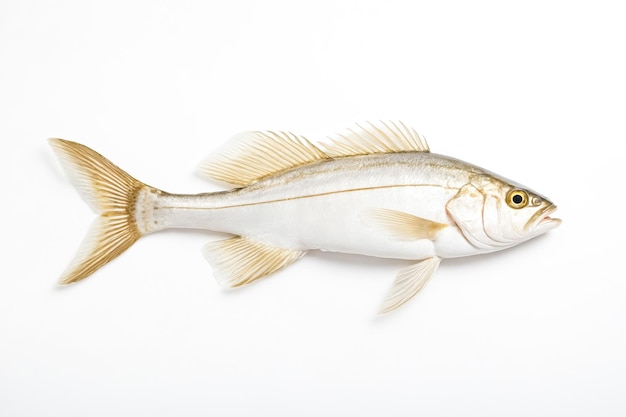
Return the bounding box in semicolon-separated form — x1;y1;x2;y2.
1;1;624;416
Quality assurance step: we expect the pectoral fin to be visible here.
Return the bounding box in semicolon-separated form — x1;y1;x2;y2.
366;208;447;240
380;257;441;314
203;237;306;288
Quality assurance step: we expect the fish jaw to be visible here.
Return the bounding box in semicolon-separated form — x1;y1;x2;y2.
524;203;561;236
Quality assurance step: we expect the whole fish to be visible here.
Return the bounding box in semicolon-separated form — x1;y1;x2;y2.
49;122;561;313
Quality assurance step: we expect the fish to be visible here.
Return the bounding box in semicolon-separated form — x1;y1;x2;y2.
49;121;561;313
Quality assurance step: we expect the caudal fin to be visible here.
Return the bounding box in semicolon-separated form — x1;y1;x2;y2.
49;139;151;284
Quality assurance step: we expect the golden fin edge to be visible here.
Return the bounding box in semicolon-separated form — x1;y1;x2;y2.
49;139;148;284
203;236;307;287
198;121;428;187
366;208;447;241
198;131;329;187
322;120;430;158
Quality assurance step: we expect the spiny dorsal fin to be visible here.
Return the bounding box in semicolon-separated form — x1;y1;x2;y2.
198;131;329;187
203;236;307;287
322;121;429;158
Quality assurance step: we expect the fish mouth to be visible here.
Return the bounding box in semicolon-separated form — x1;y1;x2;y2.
525;203;561;233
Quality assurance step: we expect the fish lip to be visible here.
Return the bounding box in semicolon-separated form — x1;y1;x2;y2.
525;204;561;232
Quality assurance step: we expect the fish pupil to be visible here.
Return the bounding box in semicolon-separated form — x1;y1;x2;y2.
512;194;523;204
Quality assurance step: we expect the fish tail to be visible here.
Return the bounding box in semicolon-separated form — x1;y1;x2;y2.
49;139;157;284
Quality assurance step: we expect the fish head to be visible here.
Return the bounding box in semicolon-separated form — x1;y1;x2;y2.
446;175;561;250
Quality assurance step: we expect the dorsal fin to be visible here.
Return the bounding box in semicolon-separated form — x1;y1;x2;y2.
321;121;429;158
199;131;329;187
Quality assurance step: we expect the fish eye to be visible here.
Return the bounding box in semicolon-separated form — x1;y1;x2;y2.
506;189;529;209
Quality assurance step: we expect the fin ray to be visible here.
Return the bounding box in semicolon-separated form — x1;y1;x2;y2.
203;237;306;287
49;139;149;284
322;121;429;158
380;257;441;314
59;215;139;284
198;131;329;187
366;208;447;240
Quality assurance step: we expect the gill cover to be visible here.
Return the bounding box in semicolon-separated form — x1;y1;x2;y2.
446;176;522;250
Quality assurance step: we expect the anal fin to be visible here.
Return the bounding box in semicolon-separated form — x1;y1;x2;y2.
380;257;441;314
203;237;306;288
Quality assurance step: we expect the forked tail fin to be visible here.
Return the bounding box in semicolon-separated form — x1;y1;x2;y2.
49;139;152;284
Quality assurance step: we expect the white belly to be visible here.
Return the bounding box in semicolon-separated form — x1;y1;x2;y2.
150;181;483;260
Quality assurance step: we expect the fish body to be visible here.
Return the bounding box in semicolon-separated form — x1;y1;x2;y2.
148;153;482;259
50;122;560;313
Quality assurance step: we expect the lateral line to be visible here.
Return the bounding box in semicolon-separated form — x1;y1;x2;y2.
161;183;455;211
